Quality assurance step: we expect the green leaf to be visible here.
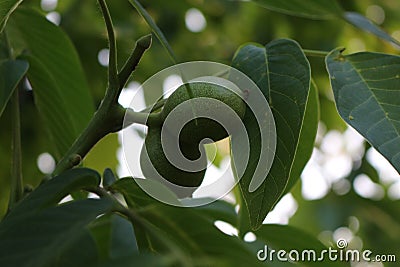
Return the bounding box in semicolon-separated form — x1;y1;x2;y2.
55;229;99;267
110;178;183;256
344;12;400;48
109;215;138;258
0;168;105;267
8;8;94;158
90;214;138;263
137;206;263;266
0;59;28;118
326;49;400;174
193;198;238;227
102;167;117;188
0;198;113;267
284;80;319;194
89;214;113;262
255;224;346;267
112;178;266;267
9;168;101;215
20;54;78;156
231;39;311;230
110;177;180;208
0;0;22;32
99;253;171;267
248;1;400;48
250;0;342;19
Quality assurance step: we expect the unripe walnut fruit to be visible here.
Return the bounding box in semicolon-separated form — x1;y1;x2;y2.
140;126;207;198
162;80;246;144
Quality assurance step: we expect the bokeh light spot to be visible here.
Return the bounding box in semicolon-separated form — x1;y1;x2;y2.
37;152;56;174
185;8;207;33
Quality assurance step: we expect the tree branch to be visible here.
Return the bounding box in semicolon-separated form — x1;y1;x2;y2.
51;4;153;177
118;34;152;89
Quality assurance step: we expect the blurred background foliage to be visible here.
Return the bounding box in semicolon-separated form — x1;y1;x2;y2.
1;0;399;265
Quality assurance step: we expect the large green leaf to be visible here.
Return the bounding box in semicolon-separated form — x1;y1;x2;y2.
326;49;400;174
20;54;78;156
0;199;112;267
8;8;94;158
232;39;312;229
9;168;101;215
284;80;319;194
90;215;166;267
99;253;171;267
112;178;268;267
250;0;342;19
194;198;238;227
111;177;180;208
231;39;311;230
90;214;138;263
0;0;22;32
0;168;109;267
0;59;28;118
56;229;99;267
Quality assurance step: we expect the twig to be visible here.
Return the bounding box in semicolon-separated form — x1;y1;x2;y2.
118;34;152;90
303;49;329;58
51;1;152;176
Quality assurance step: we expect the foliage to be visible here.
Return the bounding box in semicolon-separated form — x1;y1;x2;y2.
232;39;315;229
0;0;399;266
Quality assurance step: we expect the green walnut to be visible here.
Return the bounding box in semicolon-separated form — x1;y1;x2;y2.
140;126;207;198
161;81;246;144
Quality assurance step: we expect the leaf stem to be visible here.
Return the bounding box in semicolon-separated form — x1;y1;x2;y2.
3;32;24;209
140;98;166;113
9;84;24;209
303;49;329;58
98;0;118;90
87;186;190;266
125;109;163;127
129;0;177;64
